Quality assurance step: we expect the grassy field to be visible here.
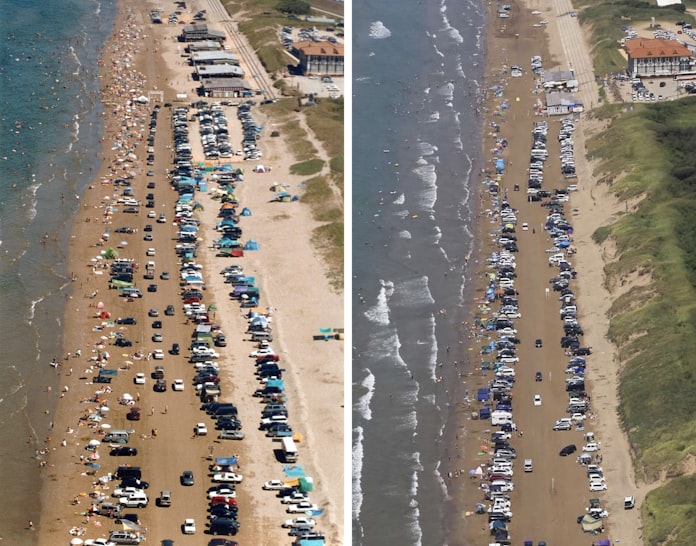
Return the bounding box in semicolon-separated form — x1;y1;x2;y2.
572;0;693;77
586;98;696;543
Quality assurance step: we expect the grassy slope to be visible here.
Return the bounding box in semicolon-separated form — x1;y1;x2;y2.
587;99;696;545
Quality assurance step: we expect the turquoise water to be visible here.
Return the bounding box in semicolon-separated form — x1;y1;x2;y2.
0;0;116;539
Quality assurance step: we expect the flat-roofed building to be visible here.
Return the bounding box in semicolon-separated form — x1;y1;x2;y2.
195;64;245;79
180;24;226;43
191;51;240;66
625;38;693;77
201;78;252;98
293;41;344;75
188;40;223;53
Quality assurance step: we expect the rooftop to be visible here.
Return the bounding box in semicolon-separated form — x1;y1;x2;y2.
625;38;692;59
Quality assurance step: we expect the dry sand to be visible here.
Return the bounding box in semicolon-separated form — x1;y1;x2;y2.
35;0;343;544
442;0;644;544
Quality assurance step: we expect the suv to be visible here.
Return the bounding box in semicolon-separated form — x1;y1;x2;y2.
165;304;175;316
108;531;142;544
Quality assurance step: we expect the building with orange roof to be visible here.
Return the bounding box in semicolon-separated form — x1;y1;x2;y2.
624;38;693;77
293;41;344;75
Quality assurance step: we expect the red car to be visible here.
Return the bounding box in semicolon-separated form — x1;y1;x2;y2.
210;496;238;506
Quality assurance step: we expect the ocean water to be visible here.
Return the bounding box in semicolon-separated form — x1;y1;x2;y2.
352;0;486;543
0;0;116;539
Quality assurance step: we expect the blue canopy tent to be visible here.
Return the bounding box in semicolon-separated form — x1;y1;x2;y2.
244;240;260;250
241;207;252;216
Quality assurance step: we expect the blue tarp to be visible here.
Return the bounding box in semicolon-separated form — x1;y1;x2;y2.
215;456;238;466
282;465;305;477
266;379;284;390
244;240;260;250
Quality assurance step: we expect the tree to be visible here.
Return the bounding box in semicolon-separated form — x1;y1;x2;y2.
276;0;311;15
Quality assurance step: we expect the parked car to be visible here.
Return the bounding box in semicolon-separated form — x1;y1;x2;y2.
110;447;138;457
212;472;243;484
263;480;286;490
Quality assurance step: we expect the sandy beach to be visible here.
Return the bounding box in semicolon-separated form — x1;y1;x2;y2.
440;0;644;544
34;0;343;544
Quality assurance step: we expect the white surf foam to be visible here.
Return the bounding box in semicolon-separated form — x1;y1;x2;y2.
363;280;394;326
354;369;375;421
369;21;392;39
398;230;412;239
352;426;365;523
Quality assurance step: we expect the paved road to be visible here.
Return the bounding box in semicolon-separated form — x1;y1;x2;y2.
553;0;599;109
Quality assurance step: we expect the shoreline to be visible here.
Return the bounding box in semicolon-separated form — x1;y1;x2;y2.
36;0;344;544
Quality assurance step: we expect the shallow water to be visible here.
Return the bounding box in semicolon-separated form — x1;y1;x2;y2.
0;0;116;539
352;0;487;542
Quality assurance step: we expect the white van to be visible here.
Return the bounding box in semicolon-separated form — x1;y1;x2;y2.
524;459;533;472
103;430;131;443
491;411;513;425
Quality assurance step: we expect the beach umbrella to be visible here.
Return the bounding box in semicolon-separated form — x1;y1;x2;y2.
89;452;100;460
121;393;133;401
70;538;84;545
101;423;112;429
88;439;101;446
85;462;100;470
97;301;105;309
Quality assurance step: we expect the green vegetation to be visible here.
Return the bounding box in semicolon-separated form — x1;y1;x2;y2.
573;0;692;76
222;0;343;76
642;476;696;546
586;98;696;543
275;0;311;15
289;158;324;175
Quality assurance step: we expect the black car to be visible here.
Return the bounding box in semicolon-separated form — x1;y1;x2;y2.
115;338;133;347
110;447;138;456
535;338;543;348
116;317;137;325
146;200;155;208
154;379;167;392
115;227;134;233
209;506;238;518
181;470;195;486
148;284;158;293
165;305;175;316
123;207;139;214
535;371;543;382
120;478;149;490
209;517;239;536
560;444;577;457
207;539;239;546
144;224;153;232
170;343;180;355
152;320;162;329
216;418;242;431
147;182;155;189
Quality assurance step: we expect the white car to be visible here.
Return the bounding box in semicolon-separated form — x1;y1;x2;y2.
583;442;600;452
533;395;542;407
147;211;156;218
146;248;156;256
183;518;196;534
263;479;286;490
207;485;236;499
85;539;116;546
249;347;275;358
173;379;185;391
152;349;164;360
212;472;243;484
194;423;208;436
286;501;319;513
495;367;516;378
589;481;608;491
134;373;146;385
283;516;316;528
112;487;144;498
